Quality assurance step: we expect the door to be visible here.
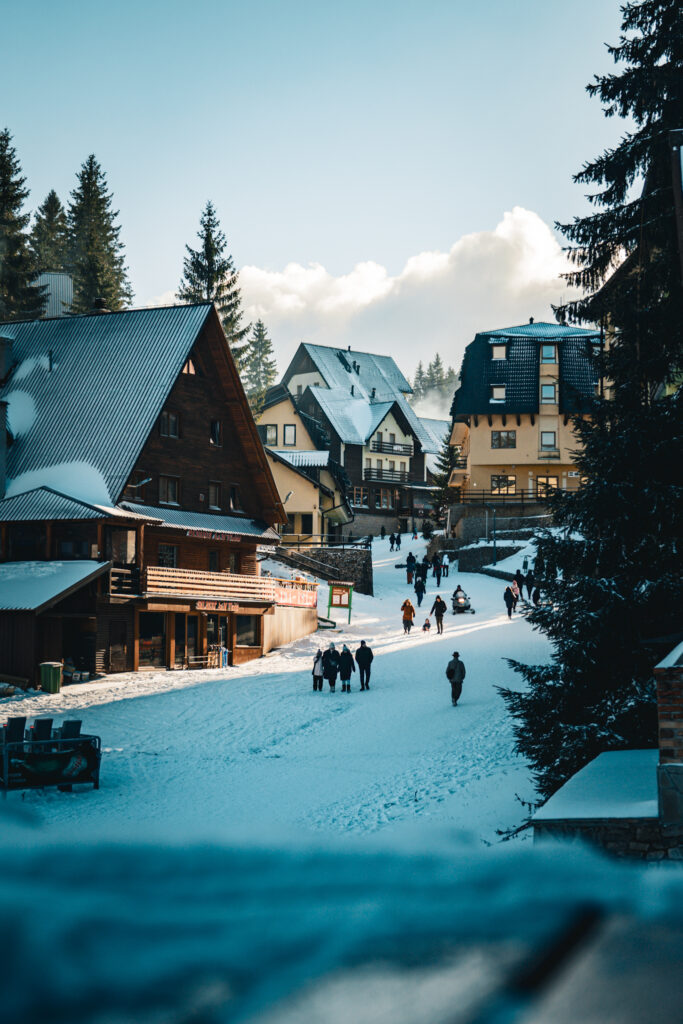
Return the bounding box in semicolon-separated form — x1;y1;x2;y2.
187;615;199;662
109;620;128;673
175;613;186;668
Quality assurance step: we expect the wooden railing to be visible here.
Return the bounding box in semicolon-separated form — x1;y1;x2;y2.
370;440;413;455
140;566;318;606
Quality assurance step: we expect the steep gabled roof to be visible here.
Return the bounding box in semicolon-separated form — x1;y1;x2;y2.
306;387;394;444
417;417;450;452
286;342;412;402
0;304;214;505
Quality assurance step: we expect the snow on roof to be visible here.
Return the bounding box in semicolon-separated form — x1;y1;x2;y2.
0;560;111;612
270;450;330;468
0;304;213;505
120;503;280;541
533;749;659;822
309;387;394;444
417;417;450;453
0;486;160;523
655;641;683;670
298;343;412;402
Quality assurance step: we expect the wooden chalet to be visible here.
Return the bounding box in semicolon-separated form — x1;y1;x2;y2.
0;303;318;686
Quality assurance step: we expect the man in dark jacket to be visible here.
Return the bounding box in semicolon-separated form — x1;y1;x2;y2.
430;595;447;634
355;640;373;690
322;644;341;691
446;651;466;706
339;645;355;692
503;587;515;619
525;572;535;600
414;576;426;607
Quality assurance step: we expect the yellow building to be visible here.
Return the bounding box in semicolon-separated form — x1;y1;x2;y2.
256;386;353;542
450;320;602;500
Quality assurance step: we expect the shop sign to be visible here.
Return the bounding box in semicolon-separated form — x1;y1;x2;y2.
275;586;318;608
186;529;243;542
196;600;230;612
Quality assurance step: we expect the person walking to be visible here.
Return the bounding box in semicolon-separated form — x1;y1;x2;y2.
355;640;373;690
441;552;450;578
401;598;416;633
525;571;535;600
322;643;341;691
504;586;515;619
395;532;401;550
406;551;416;585
446;651;466;706
339;644;356;692
380;525;386;541
511;578;521;610
431;551;441;578
312;648;324;691
435;560;442;587
414;575;426;607
430;594;447;634
389;533;395;552
421;556;430;588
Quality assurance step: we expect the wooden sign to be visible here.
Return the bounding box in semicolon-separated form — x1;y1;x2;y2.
196;600;230;612
327;582;354;623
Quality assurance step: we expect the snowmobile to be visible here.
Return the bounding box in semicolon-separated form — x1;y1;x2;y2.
451;590;475;614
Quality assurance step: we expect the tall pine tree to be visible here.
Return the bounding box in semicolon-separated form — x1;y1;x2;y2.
67;155;132;312
429;425;459;518
412;361;426;399
0;128;46;320
242;319;277;412
500;0;683;801
30;189;68;273
178;201;250;369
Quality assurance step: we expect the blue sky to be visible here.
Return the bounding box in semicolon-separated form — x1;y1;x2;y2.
5;0;627;374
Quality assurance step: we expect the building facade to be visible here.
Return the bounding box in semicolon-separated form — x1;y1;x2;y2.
449;320;601;501
0;304;318;685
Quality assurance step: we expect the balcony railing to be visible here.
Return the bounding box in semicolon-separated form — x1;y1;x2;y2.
363;468;414;483
538;449;561;460
452;456;468;469
109;566;318;607
454;490;556;506
370;440;413;455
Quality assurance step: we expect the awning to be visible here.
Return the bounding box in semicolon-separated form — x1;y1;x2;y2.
0;560;112;613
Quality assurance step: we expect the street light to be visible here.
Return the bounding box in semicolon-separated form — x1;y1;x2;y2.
485;503;497;565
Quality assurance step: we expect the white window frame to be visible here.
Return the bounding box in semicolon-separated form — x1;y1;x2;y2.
491;345;507;360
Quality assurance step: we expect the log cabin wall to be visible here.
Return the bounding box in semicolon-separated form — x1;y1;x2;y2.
121;320;277;522
143;528;259;575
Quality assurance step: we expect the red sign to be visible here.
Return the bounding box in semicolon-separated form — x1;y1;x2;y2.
275;586;318;608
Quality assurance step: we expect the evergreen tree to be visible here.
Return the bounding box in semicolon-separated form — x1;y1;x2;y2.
30;189;68;273
0;128;46;320
500;0;683;801
178;201;250;369
242;319;277;412
412;361;426;399
429;424;459;518
424;353;445;393
443;365;459;399
67;155;132;312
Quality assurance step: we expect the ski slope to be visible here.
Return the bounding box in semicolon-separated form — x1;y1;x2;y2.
6;537;549;842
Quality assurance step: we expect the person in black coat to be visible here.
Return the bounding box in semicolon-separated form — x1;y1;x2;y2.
430;595;447;634
322;643;341;691
414;576;426;607
525;572;535;600
355;640;373;690
389;533;395;551
339;645;356;692
503;586;515;619
395;532;401;550
380;525;386;540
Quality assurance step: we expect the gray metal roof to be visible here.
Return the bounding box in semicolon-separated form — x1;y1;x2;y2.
120;503;280;541
0;304;213;505
483;321;600;341
35;272;74;317
0;559;111;612
0;486;161;523
308;388;394;444
295;343;412;402
417;417;450;452
270;450;331;468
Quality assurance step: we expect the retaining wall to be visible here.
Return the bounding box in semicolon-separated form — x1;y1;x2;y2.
533;819;683;861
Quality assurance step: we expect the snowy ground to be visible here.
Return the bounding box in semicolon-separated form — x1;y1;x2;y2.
4;537;548;843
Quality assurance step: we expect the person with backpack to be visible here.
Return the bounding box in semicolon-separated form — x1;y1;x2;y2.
322;643;341;691
312;648;324;691
339;645;356;692
355;640;373;690
401;598;416;634
445;651;466;706
430;594;448;635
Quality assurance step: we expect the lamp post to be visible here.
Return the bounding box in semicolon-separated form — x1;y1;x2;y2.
486;504;497;565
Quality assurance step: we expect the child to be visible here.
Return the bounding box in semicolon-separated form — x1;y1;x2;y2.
422;617;431;633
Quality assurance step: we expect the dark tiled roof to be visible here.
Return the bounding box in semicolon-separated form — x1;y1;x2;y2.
452;322;600;416
0;486;159;523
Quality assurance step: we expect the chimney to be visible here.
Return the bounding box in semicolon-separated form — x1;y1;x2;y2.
529;316;534;324
347;345;351;352
655;644;683;823
351;384;354;396
0;335;13;381
0;400;7;500
92;297;110;314
371;387;376;400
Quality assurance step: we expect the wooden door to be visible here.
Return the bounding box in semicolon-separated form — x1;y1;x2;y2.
109;620;128;673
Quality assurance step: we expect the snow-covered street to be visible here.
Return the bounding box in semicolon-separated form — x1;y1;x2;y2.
8;539;549;842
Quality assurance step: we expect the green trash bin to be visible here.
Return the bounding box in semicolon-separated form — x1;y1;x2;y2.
40;662;62;694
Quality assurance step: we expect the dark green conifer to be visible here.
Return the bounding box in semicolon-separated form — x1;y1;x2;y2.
67;155;132;312
429;424;458;518
0;128;46;320
178;201;250;369
30;189;68;273
243;319;277;412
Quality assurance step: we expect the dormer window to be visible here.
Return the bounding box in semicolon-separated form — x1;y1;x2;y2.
540;344;557;364
182;357;196;375
490;385;506;402
541;384;556;404
491;345;507;360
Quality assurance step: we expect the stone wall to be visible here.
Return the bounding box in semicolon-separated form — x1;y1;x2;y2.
533;818;683;861
448;504;550;545
276;547;373;596
456;544;523;573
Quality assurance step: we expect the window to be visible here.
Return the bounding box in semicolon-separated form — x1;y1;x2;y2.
491;430;516;449
540;431;557;450
380;488;394;508
208;550;219;572
229;485;241;511
296;384;303;398
491;474;516;495
210;420;222;446
160;411;179;438
258;424;278;445
301;513;313;534
388;460;395;472
157;544;178;568
235;614;260;647
182;357;196;375
283;424;296;446
122;471;150;503
285;514;296;533
389;433;396;444
159;475;179;504
541;384;556;404
490;385;506;401
491;345;507;360
352;487;369;507
537;475;559;496
400;461;406;473
540;344;557;364
376;459;382;471
209;481;221;509
365;458;371;471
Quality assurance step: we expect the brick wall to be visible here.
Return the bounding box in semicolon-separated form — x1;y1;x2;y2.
655;661;683;763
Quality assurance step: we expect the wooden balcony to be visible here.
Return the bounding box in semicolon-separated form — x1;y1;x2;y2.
363;468;414;483
109;566;318;607
370;440;413;455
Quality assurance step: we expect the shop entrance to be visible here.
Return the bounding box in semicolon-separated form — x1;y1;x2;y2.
174;613;200;668
139;612;166;668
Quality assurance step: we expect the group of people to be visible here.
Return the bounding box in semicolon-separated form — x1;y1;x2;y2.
405;551;450;604
312;640;374;692
400;593;448;635
503;568;541;618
